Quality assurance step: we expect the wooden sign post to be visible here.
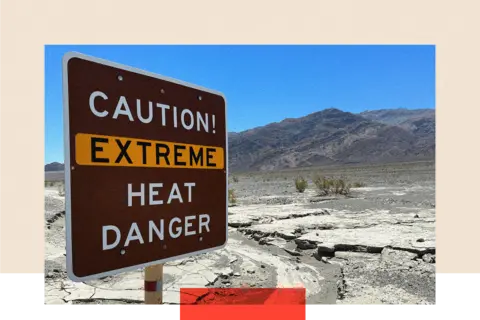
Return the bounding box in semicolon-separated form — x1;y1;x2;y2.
144;264;164;304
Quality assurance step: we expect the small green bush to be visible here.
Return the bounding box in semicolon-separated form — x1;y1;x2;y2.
45;181;55;187
295;177;308;193
313;174;351;196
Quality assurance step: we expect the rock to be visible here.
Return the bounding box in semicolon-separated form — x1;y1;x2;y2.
321;257;330;264
294;239;317;250
317;244;335;258
298;223;435;255
422;254;436;263
229;222;252;228
294;227;305;234
318;244;335;253
329;260;344;268
259;237;275;245
414;214;419;218
276;232;298;241
247;269;255;274
233;272;241;277
295;266;300;270
381;248;417;263
253;233;265;241
284;248;302;256
416;238;425;242
258;238;268;245
336;279;346;299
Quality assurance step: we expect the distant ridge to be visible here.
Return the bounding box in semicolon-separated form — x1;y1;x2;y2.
46;108;435;173
45;162;64;172
228;108;435;172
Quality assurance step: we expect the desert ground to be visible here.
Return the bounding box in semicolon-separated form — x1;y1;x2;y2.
44;160;435;304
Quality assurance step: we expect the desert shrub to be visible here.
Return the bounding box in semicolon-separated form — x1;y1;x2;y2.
45;181;55;187
228;189;237;206
313;174;351;196
313;174;330;195
352;182;366;188
295;177;308;193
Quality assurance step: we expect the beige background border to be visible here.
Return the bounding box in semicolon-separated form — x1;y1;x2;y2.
1;0;479;273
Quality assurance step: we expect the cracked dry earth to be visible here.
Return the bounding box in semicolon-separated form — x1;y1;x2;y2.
45;161;435;305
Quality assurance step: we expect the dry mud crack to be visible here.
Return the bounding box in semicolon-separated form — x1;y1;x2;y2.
45;162;435;304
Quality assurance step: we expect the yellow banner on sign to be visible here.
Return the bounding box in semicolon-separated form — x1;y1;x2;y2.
75;133;225;169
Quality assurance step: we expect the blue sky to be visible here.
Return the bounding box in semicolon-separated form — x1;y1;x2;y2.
45;45;435;164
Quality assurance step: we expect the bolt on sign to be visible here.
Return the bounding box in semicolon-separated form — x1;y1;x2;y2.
63;52;228;282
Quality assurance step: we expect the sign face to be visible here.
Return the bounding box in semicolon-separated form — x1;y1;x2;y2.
63;52;228;282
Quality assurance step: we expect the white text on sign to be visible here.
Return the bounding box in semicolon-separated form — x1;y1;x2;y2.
102;182;212;251
89;91;218;133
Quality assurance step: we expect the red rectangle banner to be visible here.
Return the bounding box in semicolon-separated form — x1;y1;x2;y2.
181;305;305;320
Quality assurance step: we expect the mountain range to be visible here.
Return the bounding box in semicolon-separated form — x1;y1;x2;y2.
45;108;435;172
228;108;435;172
44;162;65;172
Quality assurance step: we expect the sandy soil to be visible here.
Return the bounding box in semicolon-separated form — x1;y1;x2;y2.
44;161;435;304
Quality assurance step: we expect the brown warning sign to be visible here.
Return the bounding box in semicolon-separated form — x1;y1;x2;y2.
62;52;228;282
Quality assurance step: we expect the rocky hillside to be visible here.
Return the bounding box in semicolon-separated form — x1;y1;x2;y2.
228;108;435;172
